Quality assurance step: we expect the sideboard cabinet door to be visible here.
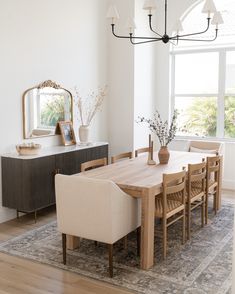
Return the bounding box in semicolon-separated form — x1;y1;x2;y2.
28;156;56;210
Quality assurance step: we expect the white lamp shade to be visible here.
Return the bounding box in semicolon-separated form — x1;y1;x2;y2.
202;0;217;14
212;11;224;25
143;0;157;11
126;17;137;33
106;5;120;20
174;20;184;33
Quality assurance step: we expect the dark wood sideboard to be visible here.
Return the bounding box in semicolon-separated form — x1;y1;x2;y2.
1;143;108;221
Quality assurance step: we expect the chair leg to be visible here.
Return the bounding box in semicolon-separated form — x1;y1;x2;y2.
163;218;167;260
187;202;191;240
201;197;205;228
214;190;218;215
108;244;113;278
62;233;66;265
205;192;208;225
137;227;141;256
182;209;186;245
123;236;128;250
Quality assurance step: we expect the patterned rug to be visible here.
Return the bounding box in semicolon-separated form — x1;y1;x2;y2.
0;203;233;294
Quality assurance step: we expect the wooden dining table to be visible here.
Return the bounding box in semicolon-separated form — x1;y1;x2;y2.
69;151;222;270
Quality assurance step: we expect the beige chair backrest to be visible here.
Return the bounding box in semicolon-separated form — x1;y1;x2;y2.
55;175;140;244
188;140;224;155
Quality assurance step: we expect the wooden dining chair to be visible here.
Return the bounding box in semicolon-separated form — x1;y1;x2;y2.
135;147;150;157
111;152;133;164
81;157;107;172
205;155;221;224
187;160;206;240
155;169;186;259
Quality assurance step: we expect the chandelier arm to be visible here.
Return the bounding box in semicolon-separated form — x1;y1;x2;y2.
130;34;163;45
177;29;218;42
149;15;162;37
111;24;162;40
171;18;211;40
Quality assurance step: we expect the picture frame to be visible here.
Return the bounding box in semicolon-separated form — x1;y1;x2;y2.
58;121;76;146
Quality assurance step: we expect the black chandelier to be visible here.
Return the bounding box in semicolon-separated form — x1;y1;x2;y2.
106;0;224;45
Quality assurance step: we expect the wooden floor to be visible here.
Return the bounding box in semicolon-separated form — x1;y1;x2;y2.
0;191;234;294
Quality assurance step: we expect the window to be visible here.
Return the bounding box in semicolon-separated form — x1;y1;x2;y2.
171;0;235;139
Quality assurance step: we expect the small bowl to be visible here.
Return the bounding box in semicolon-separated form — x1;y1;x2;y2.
16;144;41;156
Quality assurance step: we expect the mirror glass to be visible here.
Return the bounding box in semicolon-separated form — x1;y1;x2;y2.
23;80;73;139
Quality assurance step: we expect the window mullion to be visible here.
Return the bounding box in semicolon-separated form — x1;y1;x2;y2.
217;50;226;138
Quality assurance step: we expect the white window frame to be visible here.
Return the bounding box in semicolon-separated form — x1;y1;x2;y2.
170;46;235;142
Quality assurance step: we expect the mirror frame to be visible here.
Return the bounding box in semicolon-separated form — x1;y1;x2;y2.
22;80;73;139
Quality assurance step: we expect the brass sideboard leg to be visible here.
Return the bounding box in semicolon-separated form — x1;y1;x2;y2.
16;210;19;219
34;211;37;224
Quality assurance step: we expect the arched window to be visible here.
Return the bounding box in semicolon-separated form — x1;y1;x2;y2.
171;0;235;139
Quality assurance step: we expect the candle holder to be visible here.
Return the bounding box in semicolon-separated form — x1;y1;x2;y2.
147;134;156;165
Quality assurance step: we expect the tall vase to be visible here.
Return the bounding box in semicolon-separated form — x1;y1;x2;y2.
158;146;170;164
79;125;89;143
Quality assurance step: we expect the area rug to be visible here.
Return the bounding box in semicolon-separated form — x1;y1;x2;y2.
0;203;233;294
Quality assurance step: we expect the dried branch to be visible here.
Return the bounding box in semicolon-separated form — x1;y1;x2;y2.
74;86;107;126
137;110;178;147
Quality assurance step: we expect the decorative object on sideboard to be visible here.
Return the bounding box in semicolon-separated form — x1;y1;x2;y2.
23;80;73;139
137;110;178;164
16;143;41;156
58;121;76;146
107;0;224;45
74;86;107;143
147;134;156;165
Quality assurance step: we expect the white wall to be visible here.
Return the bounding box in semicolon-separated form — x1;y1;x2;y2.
107;0;135;156
0;0;108;223
107;0;156;155
134;0;156;149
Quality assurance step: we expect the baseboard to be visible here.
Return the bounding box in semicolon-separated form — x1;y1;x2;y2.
223;180;235;191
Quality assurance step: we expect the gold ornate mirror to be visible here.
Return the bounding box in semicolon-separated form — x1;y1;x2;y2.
23;80;73;139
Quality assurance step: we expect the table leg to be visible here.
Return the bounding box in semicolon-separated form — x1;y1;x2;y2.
66;235;80;250
140;189;155;270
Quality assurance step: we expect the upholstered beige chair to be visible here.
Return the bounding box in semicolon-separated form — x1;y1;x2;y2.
55;174;141;277
188;140;224;155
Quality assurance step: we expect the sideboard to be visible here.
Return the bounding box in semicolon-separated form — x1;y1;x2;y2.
1;143;108;221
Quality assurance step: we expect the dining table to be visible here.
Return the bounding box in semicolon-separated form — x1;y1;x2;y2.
68;150;222;270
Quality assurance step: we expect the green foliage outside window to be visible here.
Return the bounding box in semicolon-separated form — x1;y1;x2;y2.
178;97;235;138
40;96;66;127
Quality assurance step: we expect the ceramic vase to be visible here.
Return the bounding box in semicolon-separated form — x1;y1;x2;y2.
79;125;89;143
158;146;170;164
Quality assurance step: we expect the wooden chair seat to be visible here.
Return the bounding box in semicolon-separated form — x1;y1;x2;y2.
155;197;184;219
